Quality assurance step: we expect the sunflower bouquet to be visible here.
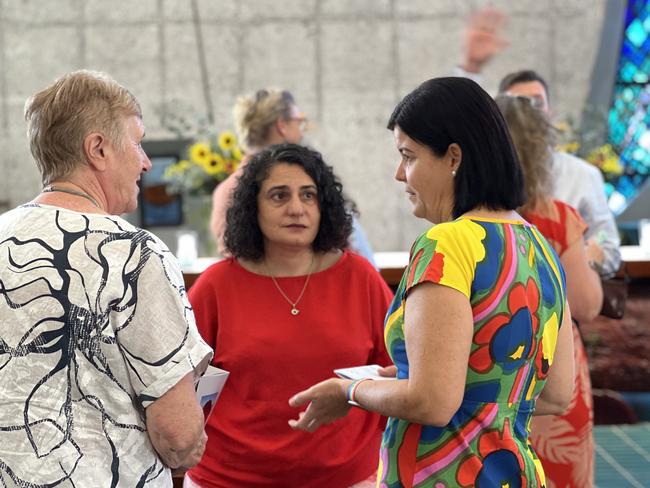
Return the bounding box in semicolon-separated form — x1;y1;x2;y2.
555;109;624;179
163;131;243;196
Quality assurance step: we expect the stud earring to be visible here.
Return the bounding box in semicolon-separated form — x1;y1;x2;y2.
451;170;457;176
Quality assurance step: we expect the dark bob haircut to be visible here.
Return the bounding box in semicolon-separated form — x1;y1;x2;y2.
223;143;355;261
387;77;524;218
498;69;550;102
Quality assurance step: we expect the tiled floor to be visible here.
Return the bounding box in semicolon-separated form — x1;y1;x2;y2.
594;423;650;487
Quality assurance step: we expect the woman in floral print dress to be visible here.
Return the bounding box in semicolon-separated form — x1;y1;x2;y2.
289;77;576;487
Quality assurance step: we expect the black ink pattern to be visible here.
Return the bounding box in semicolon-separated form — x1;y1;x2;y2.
0;206;198;487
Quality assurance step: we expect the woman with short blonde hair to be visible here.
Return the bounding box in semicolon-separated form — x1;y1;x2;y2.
25;70;141;185
1;70;212;487
233;89;299;153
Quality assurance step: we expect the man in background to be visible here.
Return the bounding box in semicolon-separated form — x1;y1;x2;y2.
455;7;621;276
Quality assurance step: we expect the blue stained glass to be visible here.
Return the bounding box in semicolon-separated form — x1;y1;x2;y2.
621;63;637;82
608;0;650;212
627;19;647;46
634;71;649;83
624;87;635;101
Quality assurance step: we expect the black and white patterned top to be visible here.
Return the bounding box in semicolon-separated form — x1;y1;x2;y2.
0;204;213;487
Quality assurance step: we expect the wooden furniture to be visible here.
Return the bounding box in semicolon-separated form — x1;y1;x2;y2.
619;246;650;279
182;247;650;289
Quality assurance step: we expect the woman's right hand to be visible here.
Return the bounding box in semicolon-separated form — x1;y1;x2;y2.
288;378;352;433
462;7;509;73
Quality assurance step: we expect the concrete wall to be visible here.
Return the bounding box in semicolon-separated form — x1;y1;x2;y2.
0;0;607;252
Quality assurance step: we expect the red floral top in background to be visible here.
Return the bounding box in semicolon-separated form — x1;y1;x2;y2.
523;198;594;488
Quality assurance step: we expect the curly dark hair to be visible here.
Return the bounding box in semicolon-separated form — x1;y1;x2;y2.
223;143;355;260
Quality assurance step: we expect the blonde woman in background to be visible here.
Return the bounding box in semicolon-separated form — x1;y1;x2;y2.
497;94;602;487
210;89;305;254
210;88;376;264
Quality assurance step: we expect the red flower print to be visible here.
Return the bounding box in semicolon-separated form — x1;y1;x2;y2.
422;252;445;283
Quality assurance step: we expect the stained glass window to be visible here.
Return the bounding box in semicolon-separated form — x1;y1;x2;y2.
608;0;650;213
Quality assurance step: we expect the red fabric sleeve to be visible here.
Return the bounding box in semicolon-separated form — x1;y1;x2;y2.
368;271;394;367
188;266;220;356
524;199;588;256
554;200;588;252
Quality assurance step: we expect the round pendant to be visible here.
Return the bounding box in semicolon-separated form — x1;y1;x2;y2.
291;307;300;316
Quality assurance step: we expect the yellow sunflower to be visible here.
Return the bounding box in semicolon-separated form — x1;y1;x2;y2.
163;159;190;179
218;131;237;152
163;165;179;179
203;153;226;175
556;141;580;154
231;146;243;161
554;121;571;133
189;142;211;165
588;144;623;175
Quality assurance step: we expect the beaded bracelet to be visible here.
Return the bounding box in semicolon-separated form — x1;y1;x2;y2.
347;378;372;407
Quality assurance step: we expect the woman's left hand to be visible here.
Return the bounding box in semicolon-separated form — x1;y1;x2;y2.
288;378;352;432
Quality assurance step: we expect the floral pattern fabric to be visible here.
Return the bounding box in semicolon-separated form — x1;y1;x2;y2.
524;199;594;488
380;216;567;487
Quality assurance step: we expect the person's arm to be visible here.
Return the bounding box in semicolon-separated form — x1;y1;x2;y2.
581;169;621;275
534;301;575;415
146;372;207;468
289;282;473;430
561;234;604;322
188;266;220;349
368;266;394;366
117;239;213;467
460;6;508;74
349;216;377;269
210;169;242;256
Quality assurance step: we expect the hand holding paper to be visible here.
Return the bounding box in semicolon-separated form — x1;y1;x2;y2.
196;366;229;421
334;364;395;381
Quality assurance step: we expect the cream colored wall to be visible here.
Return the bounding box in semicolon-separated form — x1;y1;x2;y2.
0;0;607;251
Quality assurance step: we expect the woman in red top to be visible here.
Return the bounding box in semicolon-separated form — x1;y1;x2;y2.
497;95;604;487
186;144;393;487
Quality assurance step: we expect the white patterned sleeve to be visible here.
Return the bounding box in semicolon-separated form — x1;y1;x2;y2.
113;234;213;408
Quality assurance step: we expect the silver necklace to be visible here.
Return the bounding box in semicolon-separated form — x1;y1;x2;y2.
266;256;315;316
42;185;100;209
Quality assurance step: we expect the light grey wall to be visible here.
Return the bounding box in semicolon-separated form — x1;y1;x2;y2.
0;0;607;251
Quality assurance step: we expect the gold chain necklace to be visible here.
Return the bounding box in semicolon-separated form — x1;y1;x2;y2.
265;256;315;316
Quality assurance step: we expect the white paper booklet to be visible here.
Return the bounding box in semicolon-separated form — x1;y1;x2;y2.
195;365;230;419
333;364;393;381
